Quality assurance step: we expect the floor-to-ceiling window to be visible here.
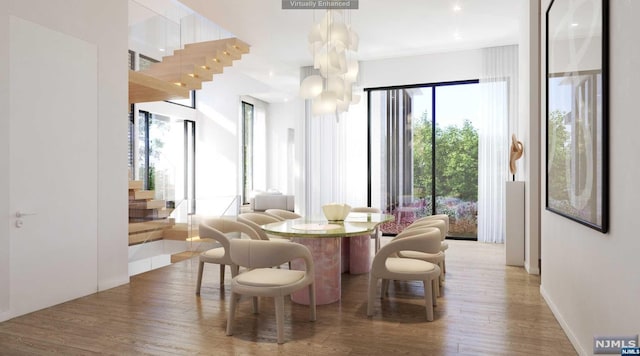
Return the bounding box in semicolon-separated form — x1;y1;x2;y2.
129;110;196;209
242;101;254;204
368;80;480;239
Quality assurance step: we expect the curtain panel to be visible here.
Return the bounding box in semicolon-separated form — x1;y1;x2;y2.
477;45;519;243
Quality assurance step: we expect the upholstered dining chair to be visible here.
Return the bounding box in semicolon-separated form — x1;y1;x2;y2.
226;239;316;344
412;214;450;237
238;212;292;268
367;229;441;321
404;218;449;275
195;218;262;295
396;226;446;291
350;206;382;252
265;209;301;220
237;213;279;240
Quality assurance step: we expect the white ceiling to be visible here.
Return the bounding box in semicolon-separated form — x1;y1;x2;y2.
172;0;526;102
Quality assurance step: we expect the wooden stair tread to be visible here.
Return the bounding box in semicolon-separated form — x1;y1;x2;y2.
128;219;175;234
128;229;164;245
129;190;155;200
129;207;172;220
129;199;165;209
129;37;250;104
128;70;190;104
128;180;143;190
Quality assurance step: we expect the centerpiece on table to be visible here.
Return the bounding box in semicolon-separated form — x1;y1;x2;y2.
322;203;351;222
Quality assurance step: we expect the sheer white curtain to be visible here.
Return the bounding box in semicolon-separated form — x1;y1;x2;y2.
300;66;349;218
477;45;518;243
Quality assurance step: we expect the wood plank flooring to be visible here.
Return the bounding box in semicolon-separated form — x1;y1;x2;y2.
0;240;576;355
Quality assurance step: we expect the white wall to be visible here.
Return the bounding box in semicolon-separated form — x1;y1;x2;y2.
360;49;483;89
267;100;302;197
520;0;541;275
540;1;640;354
0;0;129;319
193;66;273;201
0;3;9;321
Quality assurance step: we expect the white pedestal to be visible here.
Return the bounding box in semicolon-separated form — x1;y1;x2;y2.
505;181;525;266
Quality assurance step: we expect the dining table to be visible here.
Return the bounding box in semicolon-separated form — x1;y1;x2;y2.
260;212;393;305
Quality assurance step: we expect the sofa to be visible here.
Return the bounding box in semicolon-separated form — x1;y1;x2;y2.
250;193;295;212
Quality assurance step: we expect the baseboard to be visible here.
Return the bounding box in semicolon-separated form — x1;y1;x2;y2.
98;276;130;292
525;260;540;275
0;309;13;323
128;254;171;276
540;285;585;355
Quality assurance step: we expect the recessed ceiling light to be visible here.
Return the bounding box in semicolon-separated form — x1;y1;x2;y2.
453;4;462;12
571;23;579;27
158;48;165;52
269;70;274;77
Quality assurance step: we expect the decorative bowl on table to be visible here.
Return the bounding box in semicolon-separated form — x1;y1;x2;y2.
322;203;351;222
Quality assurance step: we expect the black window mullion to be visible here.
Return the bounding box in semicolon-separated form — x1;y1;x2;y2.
431;87;437;216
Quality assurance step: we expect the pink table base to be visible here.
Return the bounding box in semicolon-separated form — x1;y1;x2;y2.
347;234;371;274
291;237;341;305
290;235;372;305
341;238;350;273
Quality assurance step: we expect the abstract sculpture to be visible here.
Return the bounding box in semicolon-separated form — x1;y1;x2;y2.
509;134;524;180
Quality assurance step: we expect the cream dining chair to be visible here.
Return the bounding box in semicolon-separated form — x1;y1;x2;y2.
412;214;450;237
265;208;301;220
367;229;442;321
237;213;278;240
350;206;382;252
404;218;449;274
195;218;262;295
238;212;292;268
226;239;316;344
396;225;446;291
398;215;449;276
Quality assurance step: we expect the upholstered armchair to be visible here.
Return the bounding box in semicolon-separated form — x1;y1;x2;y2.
226;239;316;344
367;229;441;321
350;206;382;252
264;208;301;220
195;218;262;295
250;193;295;212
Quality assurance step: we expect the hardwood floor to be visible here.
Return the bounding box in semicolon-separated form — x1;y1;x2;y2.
0;240;576;355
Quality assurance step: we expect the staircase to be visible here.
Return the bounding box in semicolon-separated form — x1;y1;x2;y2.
128;179;201;246
128;180;174;245
128;37;250;105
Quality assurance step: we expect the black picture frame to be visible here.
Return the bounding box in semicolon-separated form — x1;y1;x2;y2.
545;0;608;232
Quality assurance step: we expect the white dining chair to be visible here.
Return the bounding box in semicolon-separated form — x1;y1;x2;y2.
367;229;441;321
226;239;316;344
350;206;382;252
195;217;262;295
238;212;292;268
265;209;301;220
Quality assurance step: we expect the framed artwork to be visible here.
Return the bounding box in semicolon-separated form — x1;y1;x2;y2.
545;0;608;232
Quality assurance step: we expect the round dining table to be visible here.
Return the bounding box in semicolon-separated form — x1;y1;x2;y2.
261;212;393;305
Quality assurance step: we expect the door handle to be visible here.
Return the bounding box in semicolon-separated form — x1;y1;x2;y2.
15;211;37;218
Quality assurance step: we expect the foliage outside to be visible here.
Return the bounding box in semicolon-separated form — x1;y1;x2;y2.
411;111;478;236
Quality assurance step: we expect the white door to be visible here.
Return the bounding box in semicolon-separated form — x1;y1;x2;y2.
9;16;98;317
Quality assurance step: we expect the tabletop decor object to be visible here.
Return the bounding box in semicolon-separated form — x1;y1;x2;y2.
322;203;351;222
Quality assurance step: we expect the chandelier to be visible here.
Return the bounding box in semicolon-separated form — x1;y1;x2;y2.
300;10;360;116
